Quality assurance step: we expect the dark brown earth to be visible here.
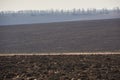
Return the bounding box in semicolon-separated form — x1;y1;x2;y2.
0;55;120;80
0;19;120;53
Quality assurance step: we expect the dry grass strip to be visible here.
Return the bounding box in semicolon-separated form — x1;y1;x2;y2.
0;52;120;56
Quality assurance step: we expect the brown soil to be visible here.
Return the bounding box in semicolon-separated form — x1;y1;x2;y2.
0;54;120;80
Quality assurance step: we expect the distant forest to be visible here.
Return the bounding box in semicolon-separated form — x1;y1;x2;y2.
0;7;120;15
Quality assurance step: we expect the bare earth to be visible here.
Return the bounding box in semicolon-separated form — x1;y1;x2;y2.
0;18;120;53
0;54;120;80
0;19;120;80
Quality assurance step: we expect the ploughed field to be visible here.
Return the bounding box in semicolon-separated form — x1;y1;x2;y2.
0;55;120;80
0;19;120;53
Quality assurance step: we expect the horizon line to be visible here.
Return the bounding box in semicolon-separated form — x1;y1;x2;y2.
0;7;120;12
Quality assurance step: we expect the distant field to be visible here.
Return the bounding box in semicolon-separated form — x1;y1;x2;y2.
0;19;120;53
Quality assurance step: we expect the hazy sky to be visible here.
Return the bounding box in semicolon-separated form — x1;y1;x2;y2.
0;0;120;11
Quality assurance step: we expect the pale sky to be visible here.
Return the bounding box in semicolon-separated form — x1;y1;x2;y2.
0;0;120;11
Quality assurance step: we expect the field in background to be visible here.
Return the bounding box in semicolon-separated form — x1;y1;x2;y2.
0;18;120;53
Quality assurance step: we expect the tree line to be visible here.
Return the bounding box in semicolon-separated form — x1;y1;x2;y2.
0;7;120;15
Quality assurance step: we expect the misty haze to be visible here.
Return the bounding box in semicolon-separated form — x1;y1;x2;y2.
0;8;120;25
